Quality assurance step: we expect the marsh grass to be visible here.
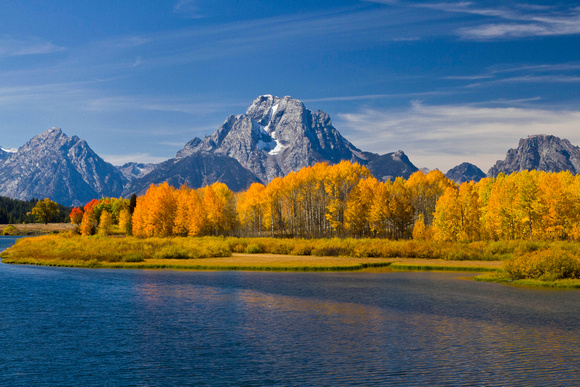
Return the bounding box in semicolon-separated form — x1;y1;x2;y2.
0;234;232;264
474;272;580;288
2;235;580;284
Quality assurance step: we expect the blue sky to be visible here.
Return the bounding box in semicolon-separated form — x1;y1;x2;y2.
2;0;580;172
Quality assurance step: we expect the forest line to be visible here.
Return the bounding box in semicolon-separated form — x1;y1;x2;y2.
68;160;580;242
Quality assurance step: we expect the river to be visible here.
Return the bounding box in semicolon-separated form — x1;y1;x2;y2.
0;236;578;385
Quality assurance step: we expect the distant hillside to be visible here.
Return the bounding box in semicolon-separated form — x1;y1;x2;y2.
0;196;71;224
446;162;486;184
488;134;580;177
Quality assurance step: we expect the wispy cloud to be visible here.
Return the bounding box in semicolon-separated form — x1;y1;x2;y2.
101;153;169;165
337;102;580;172
303;91;447;103
440;60;580;88
0;36;65;57
83;96;233;116
417;2;580;39
466;74;580;88
173;0;203;18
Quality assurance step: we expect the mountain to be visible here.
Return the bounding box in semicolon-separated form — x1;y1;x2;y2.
177;95;379;183
123;153;260;196
0;96;420;204
0;128;127;206
488;135;580;177
117;162;158;181
367;151;418;180
175;95;416;183
446;162;486;184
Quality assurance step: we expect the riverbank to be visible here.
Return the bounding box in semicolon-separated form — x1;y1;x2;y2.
1;252;503;272
474;272;580;288
1;234;579;288
0;223;73;236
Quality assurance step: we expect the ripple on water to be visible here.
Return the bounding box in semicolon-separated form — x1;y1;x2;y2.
0;265;578;385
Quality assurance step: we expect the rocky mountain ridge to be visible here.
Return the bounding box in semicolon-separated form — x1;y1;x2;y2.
3;98;580;206
446;162;486;184
488;134;580;177
0;128;127;206
172;95;418;187
176;95;387;183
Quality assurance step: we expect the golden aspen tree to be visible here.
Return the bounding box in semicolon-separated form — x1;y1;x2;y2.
118;206;132;235
457;182;481;241
131;183;176;237
264;177;286;237
513;170;541;239
238;183;266;236
412;213;426;240
567;174;580;240
80;210;95;236
98;210;113;235
174;185;208;237
173;186;193;236
281;172;302;237
324;161;371;236
369;180;392;238
432;187;460;241
389;177;414;239
483;173;520;240
300;163;330;238
538;172;572;240
345;177;379;237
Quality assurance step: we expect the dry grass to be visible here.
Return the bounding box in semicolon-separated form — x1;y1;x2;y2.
0;223;73;235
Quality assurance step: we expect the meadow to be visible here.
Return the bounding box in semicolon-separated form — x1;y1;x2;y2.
1;234;579;287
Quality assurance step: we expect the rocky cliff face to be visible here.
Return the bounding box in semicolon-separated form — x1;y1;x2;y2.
0;128;127;206
446;162;486;183
123;153;260;196
488;135;580;177
366;151;418;180
117;162;158;181
176;95;416;183
0;96;422;204
177;95;378;182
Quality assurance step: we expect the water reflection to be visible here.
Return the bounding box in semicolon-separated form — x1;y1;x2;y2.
126;270;580;385
0;263;578;386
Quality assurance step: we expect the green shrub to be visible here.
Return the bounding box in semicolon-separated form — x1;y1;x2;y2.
232;244;246;253
122;253;145;262
154;245;191;259
2;226;19;236
246;244;263;254
290;242;313;256
504;248;580;280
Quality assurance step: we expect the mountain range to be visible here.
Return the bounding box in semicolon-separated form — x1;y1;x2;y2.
0;95;579;206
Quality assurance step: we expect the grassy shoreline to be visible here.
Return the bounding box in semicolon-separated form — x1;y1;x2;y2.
0;253;503;273
1;234;579;288
1;223;73;236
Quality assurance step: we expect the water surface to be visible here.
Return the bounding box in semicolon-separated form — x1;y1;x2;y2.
0;236;578;385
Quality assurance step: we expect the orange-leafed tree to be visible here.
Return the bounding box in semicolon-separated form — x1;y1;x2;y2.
132;183;177;237
69;207;84;226
174;186;207;236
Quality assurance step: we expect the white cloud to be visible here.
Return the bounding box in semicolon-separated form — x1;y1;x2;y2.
337;102;580;172
101;153;169;166
0;37;65;57
173;0;203;18
83;96;230;116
